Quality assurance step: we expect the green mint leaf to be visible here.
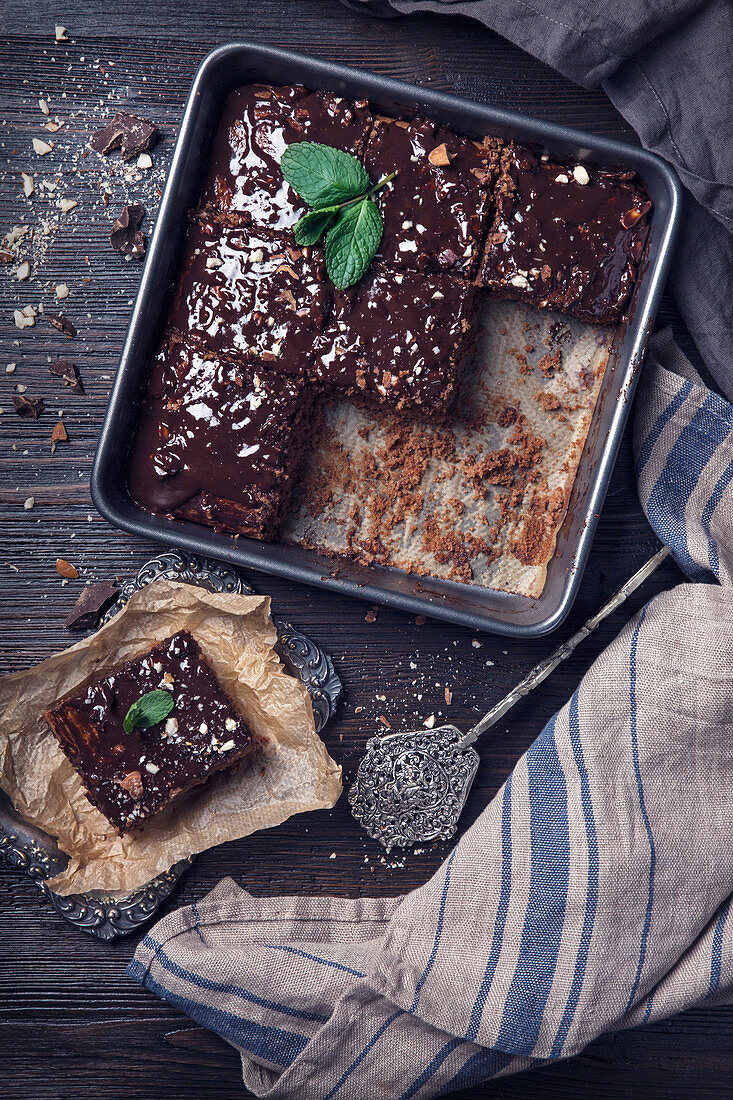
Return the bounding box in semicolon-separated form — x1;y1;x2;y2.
325;198;383;290
123;689;175;735
281;142;370;208
293;205;341;247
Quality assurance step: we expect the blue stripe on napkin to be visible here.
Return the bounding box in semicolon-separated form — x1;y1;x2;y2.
493;718;570;1056
465;775;514;1042
127;957;311;1066
135;935;330;1024
550;691;599;1057
624;608;656;1012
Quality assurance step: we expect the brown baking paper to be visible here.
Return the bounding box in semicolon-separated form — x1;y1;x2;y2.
0;579;342;897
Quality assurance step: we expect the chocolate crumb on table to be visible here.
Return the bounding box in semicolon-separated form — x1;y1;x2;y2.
168;216;327;372
45;630;255;834
49;420;69;453
46;312;77;338
199;85;373;228
49;358;84;393
311;264;476;412
362;115;501;278
477;145;652;325
127;332;311;540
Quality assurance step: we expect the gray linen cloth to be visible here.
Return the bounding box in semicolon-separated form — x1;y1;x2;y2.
130;336;733;1096
343;0;733;399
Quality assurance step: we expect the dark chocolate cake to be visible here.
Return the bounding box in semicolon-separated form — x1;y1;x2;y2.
45;630;255;833
127;83;652;548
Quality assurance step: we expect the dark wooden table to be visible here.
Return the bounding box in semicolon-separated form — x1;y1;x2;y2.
1;2;730;1097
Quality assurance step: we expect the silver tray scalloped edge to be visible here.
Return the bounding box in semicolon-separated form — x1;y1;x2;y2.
0;550;342;941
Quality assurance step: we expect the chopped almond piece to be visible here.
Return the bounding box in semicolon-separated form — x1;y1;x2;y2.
50;420;69;452
56;558;79;579
118;771;144;799
428;143;453;167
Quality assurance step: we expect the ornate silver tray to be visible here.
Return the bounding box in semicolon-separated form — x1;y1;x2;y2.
0;549;342;941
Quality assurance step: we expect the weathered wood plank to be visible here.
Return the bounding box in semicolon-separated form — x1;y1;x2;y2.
0;3;725;1098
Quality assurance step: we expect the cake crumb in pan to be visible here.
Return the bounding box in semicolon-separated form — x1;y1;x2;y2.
283;298;613;599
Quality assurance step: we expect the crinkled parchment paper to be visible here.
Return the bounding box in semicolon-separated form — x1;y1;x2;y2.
0;579;342;897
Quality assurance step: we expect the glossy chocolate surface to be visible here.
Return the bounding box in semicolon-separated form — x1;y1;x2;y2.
169;218;327;371
200;85;372;229
45;630;254;833
363;117;499;278
312;265;475;411
128;334;309;538
127;83;652;547
478;146;652;324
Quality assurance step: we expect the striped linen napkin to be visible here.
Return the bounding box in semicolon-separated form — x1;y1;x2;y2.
129;332;733;1098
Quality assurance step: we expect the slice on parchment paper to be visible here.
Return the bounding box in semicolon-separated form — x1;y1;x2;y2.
0;580;342;897
283;299;613;599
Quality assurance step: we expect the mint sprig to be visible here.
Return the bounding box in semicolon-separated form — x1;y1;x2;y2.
325;199;383;290
123;688;175;735
293;205;342;247
280;141;395;290
280;143;370;208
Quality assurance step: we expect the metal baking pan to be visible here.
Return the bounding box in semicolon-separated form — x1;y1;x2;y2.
91;41;681;637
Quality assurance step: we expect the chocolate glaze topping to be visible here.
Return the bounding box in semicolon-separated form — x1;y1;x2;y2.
200;85;372;229
169;218;327;371
128;333;310;538
312;265;475;411
363;116;500;279
127;82;653;550
45;630;255;834
478;146;651;325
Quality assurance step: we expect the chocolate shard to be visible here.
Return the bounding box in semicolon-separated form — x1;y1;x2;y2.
13;393;44;419
49;358;85;394
90;111;158;161
47;312;77;338
111;204;146;259
64;580;119;630
89;118;123;155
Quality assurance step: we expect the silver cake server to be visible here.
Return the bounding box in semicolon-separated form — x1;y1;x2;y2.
349;546;670;850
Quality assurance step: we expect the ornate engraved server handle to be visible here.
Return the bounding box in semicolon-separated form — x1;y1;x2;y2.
455;546;670;751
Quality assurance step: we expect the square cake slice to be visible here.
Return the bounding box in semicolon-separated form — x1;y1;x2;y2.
477;145;652;325
199;85;373;229
127;333;311;539
362;116;501;278
311;265;475;412
168;217;327;373
45;630;255;834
